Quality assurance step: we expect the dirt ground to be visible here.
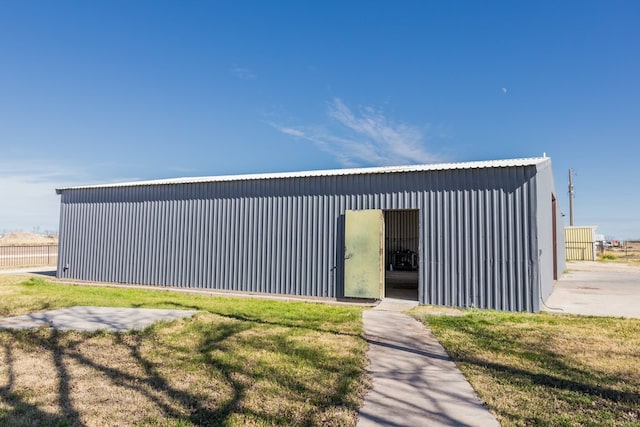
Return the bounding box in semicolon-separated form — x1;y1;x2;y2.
0;232;58;245
600;241;640;263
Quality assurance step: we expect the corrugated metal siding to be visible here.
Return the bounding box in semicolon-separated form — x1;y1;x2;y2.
565;227;596;261
57;163;550;312
420;167;537;311
533;161;566;309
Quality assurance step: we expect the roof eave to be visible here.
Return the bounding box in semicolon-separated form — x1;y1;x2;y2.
55;156;550;193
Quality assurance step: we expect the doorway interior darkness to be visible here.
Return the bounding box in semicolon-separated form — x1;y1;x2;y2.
384;209;419;300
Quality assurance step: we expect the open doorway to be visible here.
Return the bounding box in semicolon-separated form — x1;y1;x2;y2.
384;209;419;300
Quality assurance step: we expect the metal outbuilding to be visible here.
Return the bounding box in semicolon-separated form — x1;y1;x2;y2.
565;226;597;261
56;157;565;312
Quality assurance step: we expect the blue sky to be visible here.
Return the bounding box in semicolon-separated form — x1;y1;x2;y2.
1;1;638;239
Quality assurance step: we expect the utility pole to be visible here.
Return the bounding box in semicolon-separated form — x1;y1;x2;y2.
568;169;574;226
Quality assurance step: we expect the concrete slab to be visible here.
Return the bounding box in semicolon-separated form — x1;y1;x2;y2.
0;306;198;332
544;261;640;318
374;297;419;312
358;300;499;427
0;266;56;275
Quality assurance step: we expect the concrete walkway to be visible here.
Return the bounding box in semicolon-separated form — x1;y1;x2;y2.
357;299;499;427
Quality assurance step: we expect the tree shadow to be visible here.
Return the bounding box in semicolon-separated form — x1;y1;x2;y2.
0;309;366;426
188;318;364;424
427;315;640;423
1;338;83;426
135;298;362;337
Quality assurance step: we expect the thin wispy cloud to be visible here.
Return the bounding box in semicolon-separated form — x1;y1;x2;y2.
0;160;89;232
269;98;441;167
0;159;134;232
230;64;256;80
276;126;305;138
0;158;222;232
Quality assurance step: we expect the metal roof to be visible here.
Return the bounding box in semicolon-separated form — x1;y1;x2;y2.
56;156;550;193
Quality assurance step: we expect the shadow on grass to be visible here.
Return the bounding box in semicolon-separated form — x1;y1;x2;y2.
1;340;82;426
460;354;640;404
140;299;362;338
0;310;365;426
423;315;640;424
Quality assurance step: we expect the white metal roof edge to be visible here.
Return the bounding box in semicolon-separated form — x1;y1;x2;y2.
56;156;550;193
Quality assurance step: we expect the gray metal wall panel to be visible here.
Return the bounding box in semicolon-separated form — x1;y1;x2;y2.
534;161;566;308
57;164;552;311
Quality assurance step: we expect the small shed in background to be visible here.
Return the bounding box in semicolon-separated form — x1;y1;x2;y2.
55;157;565;312
564;226;597;261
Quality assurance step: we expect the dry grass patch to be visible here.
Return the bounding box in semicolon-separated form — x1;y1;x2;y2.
410;307;640;426
0;276;368;426
599;245;640;265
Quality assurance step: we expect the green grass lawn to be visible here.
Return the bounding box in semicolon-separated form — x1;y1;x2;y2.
410;306;640;427
5;274;639;426
0;276;368;426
